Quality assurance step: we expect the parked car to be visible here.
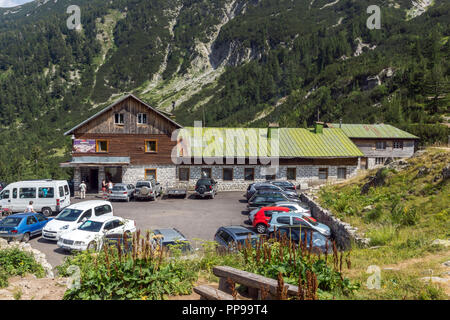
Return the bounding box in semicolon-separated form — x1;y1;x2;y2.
0;212;52;242
57;216;136;252
194;178;218;199
254;211;331;236
108;183;135;202
214;226;260;251
134;179;161;201
152;228;192;253
0;180;71;216
272;201;311;217
42;200;113;241
267;180;297;191
104;233;134;254
247;192;302;210
166;182;188;199
246;183;297;200
248;206;290;224
273;226;332;254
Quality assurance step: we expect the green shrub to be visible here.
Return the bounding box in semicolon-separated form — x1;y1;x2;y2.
0;248;45;288
364;205;384;223
391;204;419;226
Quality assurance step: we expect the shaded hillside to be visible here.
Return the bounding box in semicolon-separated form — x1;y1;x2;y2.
0;0;449;182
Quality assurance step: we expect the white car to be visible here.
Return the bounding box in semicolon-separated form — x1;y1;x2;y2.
57;216;136;252
42;200;113;241
272;201;311;217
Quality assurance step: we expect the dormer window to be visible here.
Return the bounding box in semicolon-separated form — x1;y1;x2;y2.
137;113;147;124
114;113;124;125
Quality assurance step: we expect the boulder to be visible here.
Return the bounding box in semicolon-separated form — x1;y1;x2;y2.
420;277;449;284
431;239;450;247
416;166;430;178
442;165;450;180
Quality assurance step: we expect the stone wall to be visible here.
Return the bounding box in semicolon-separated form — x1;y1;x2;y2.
73;163;360;193
300;193;370;250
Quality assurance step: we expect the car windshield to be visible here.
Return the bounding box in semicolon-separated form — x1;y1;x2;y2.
136;182;150;188
78;220;103;232
112;186;126;191
0;217;22;226
55;209;83;222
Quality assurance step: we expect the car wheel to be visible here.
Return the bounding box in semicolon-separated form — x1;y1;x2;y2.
22;232;30;243
256;223;267;234
42;207;52;217
87;241;97;251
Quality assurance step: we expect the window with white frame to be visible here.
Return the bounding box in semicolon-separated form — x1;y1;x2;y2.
137;113;147;124
114;113;124;125
375;158;385;165
393;141;403;149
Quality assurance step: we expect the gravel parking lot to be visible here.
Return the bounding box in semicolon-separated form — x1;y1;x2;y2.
28;191;251;268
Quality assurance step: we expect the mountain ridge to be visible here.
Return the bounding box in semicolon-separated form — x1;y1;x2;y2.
0;0;448;182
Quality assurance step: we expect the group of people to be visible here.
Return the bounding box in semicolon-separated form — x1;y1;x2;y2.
78;179;114;199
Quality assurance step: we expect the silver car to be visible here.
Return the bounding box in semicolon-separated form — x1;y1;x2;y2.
108;183;135;202
264;212;331;236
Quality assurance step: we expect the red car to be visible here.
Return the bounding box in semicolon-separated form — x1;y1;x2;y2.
252;206;290;234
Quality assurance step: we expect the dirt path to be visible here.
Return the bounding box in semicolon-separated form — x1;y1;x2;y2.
0;275;68;300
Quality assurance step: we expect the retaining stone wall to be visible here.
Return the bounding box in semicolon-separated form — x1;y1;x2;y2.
300;193;370;250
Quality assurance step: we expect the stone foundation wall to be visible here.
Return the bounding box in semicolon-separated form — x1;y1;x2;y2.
300;193;370;250
72;164;360;193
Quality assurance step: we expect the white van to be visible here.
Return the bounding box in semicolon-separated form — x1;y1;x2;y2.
0;180;71;216
42;200;113;241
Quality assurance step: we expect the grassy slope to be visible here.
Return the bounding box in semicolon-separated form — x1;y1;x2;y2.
318;148;450;299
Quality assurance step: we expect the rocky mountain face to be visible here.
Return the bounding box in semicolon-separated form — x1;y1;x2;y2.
0;0;448;182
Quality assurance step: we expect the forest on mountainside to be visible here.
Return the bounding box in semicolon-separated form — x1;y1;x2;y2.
0;0;448;183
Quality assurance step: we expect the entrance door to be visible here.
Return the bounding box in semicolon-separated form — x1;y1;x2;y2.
89;169;99;193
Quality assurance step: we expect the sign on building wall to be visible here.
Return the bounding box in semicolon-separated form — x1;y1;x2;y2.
73;139;96;153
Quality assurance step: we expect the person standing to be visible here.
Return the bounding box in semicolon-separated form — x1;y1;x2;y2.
102;179;107;193
108;181;113;193
80;181;87;199
25;201;36;213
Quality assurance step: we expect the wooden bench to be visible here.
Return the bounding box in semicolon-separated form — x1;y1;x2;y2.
213;266;299;299
193;285;235;300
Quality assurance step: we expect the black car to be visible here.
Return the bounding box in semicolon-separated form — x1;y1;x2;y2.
246;182;298;200
268;180;297;191
247;191;301;210
194;178;218;199
246;183;281;200
273;226;332;254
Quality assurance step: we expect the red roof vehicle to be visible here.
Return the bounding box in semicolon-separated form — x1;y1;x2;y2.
252;206;290;233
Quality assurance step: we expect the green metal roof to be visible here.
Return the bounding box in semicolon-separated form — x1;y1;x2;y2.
279;128;364;158
327;124;419;139
177;127;363;158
